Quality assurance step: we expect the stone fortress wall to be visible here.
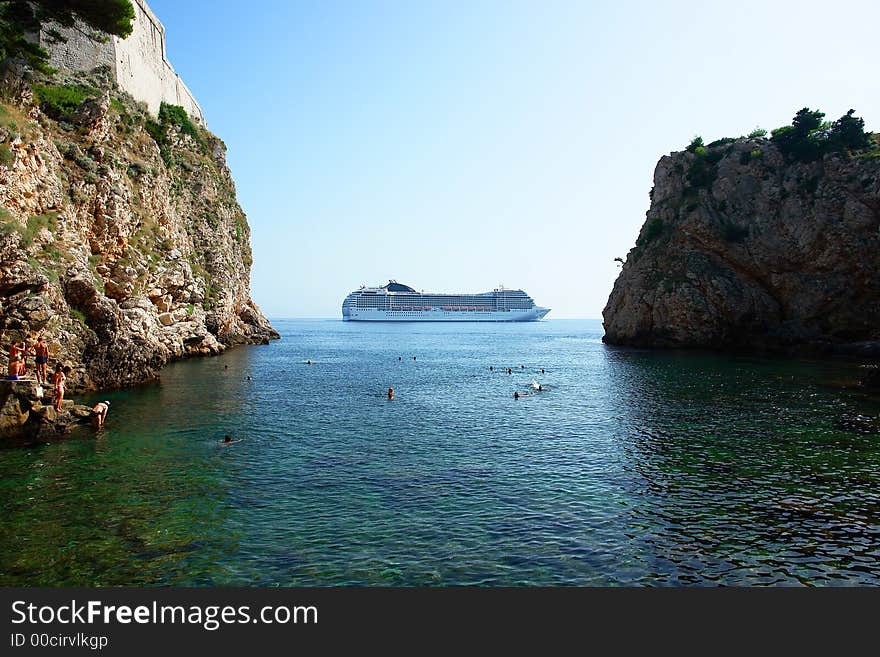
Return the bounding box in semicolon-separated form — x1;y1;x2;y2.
39;0;205;125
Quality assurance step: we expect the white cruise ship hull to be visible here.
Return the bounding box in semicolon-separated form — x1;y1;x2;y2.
343;307;550;322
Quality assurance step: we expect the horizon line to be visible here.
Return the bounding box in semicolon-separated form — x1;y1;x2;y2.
264;316;603;321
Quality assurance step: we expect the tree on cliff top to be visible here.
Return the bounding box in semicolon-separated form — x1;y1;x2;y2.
0;0;135;72
771;107;874;161
829;109;872;151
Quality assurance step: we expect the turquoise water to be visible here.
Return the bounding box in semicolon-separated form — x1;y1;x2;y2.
1;319;879;586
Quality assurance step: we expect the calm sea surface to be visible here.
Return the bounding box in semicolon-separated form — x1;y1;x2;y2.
1;319;879;586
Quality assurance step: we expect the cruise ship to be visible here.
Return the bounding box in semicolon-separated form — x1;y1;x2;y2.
342;281;550;321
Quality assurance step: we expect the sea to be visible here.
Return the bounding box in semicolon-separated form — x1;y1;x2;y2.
1;318;879;586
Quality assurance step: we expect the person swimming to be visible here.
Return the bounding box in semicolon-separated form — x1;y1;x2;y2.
221;435;243;445
306;359;312;365
541;368;545;374
387;387;394;400
514;391;520;400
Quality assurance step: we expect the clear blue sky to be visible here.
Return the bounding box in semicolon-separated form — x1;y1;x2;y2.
149;0;880;318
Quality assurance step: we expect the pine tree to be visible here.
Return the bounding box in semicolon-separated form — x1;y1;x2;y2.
830;109;872;151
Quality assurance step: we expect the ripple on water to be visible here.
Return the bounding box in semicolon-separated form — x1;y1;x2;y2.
1;319;879;586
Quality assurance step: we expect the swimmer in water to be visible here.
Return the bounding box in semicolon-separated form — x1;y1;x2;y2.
307;359;312;365
514;391;520;400
412;356;416;361
489;366;494;372
507;368;512;375
387;387;394;400
520;364;525;369
221;435;243;445
541;368;545;374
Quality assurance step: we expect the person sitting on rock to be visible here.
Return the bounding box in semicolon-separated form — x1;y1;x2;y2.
92;400;110;428
34;337;49;385
7;343;22;378
9;340;28;378
52;364;66;411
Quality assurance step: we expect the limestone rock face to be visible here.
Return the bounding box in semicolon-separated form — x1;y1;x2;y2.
0;385;28;435
603;139;880;353
0;68;278;397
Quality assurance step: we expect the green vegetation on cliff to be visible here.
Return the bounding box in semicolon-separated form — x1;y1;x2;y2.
688;107;876;167
32;82;98;121
770;108;874;162
145;102;205;166
675;107;878;209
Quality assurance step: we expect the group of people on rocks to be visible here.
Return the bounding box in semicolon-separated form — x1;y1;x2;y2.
6;336;50;384
7;336;71;412
5;335;110;426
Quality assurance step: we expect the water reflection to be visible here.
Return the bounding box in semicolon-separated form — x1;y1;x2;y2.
0;347;263;585
603;346;880;585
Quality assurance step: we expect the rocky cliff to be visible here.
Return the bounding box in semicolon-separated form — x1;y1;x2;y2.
603;127;880;355
0;65;278;402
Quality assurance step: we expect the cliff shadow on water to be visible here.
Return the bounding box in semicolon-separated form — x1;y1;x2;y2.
600;343;880;583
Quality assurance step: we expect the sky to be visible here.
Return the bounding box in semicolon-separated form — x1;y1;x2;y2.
149;0;880;319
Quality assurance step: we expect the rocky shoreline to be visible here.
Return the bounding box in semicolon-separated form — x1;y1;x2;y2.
0;378;98;441
603;118;880;355
1;65;278;440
